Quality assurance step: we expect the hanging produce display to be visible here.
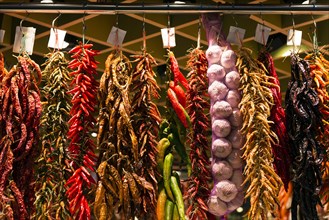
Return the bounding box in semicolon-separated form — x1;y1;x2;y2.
130;49;162;218
65;43;99;219
202;13;244;217
34;51;72;219
258;50;291;190
156;50;191;220
236;47;282;219
95;50;141;219
305;48;329;214
277;182;293;220
184;47;212;220
285;53;324;220
0;53;42;219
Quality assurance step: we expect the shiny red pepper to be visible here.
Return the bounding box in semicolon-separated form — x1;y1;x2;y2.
169;81;186;108
167;87;191;128
168;51;189;90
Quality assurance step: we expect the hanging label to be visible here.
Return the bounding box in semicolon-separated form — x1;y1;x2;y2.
13;26;36;55
287;29;302;46
107;26;126;47
0;30;5;44
226;26;245;46
161;27;176;48
255;24;271;45
48;28;67;49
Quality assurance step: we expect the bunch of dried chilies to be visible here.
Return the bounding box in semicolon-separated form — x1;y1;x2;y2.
65;42;99;219
95;49;141;219
184;47;212;220
0;52;42;219
34;50;72;219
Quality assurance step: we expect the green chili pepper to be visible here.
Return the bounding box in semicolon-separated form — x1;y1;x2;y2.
156;138;171;172
167;133;192;177
165;199;174;220
170;176;185;220
172;204;180;220
160;119;170;139
163;153;175;201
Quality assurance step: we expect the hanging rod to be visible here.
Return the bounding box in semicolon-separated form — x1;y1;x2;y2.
0;3;328;15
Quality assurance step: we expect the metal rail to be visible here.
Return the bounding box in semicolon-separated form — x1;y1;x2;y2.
0;3;328;14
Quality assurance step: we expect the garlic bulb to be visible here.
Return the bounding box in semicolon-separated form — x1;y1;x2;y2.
227;149;243;169
212;138;232;158
230;169;244;190
228;129;244;149
208;195;228;216
208;81;229;102
212;119;231;138
215;180;238;202
212;101;233;119
206;45;222;65
229;108;242;127
225;90;241;108
212;160;233;181
207;64;226;84
221;50;236;69
224;70;240;90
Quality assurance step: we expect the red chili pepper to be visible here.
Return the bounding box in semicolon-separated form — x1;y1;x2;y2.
167;88;191;128
169;81;186;108
168;51;189;90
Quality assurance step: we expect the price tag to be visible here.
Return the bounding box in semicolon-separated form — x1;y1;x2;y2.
226;26;245;46
48;28;67;49
255;24;271;45
161;27;176;48
287;29;302;46
107;26;126;47
0;30;5;44
13;26;36;55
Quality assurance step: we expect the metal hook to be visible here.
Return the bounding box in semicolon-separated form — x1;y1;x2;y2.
142;1;146;50
51;13;61;29
197;14;201;48
82;11;86;45
19;12;30;33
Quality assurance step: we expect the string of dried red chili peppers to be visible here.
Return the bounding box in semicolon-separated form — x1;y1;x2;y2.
184;47;212;220
130;50;161;218
65;43;99;219
0;53;42;219
34;51;72;219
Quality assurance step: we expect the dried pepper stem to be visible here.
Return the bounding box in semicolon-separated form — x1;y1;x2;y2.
237;47;282;219
34;51;72;219
185;47;211;220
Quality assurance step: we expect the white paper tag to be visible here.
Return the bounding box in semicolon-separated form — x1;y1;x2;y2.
13;26;36;55
48;28;67;49
161;28;176;48
226;26;245;46
287;29;302;46
107;26;126;47
0;30;5;44
255;24;271;45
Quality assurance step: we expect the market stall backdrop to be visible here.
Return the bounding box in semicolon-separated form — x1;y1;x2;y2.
0;0;329;102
